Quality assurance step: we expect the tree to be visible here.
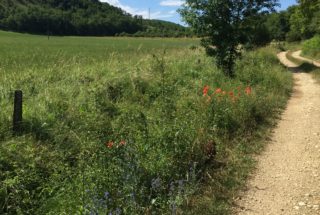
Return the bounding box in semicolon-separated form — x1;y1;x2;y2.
179;0;279;77
299;0;320;35
265;12;290;41
299;0;320;19
0;0;189;37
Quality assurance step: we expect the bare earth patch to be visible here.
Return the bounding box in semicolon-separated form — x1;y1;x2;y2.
233;52;320;215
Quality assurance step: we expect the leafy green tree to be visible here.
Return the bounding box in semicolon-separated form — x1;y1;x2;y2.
179;0;279;77
299;0;320;19
285;1;320;41
265;12;290;41
299;0;320;35
286;5;313;41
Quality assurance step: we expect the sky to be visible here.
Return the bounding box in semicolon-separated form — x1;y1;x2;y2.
100;0;298;25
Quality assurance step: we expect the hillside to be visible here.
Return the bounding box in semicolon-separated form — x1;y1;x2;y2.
0;0;190;37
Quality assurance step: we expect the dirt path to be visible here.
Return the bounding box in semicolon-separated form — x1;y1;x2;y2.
277;51;300;68
234;52;320;215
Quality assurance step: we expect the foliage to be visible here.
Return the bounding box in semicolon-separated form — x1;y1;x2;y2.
302;35;320;60
299;0;320;36
262;0;320;42
179;0;278;77
0;31;292;214
299;0;320;19
0;0;190;37
265;12;290;41
284;1;320;41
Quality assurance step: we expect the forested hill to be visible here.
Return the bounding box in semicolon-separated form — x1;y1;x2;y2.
0;0;191;37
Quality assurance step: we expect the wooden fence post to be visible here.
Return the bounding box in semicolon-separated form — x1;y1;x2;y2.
13;90;23;133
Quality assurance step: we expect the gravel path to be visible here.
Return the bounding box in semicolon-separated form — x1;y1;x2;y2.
234;52;320;215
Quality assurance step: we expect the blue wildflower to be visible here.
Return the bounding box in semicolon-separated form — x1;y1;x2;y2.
151;178;161;189
104;192;110;200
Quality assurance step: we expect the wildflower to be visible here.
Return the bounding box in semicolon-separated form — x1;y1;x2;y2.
203;85;210;96
245;86;252;95
120;140;126;146
215;88;222;94
104;192;110;199
130;192;135;200
222;91;226;95
151;178;162;189
115;208;121;215
229;91;234;97
106;141;114;148
178;179;185;192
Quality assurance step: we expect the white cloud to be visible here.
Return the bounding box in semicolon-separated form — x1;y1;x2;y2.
160;0;184;7
100;0;177;19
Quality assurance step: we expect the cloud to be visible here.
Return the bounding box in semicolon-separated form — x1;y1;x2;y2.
160;0;184;7
100;0;140;16
100;0;177;19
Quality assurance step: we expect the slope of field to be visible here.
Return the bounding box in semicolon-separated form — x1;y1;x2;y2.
0;31;292;214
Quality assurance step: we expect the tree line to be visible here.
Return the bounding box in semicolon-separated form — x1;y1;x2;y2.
262;0;320;42
0;0;192;37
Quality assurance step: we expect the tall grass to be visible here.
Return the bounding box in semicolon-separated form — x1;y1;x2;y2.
0;31;292;214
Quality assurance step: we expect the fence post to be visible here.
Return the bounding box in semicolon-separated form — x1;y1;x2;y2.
13;90;23;133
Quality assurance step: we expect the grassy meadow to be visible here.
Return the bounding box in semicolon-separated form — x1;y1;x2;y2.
0;30;292;214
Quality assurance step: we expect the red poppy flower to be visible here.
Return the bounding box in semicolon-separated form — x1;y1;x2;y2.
106;141;114;148
245;86;252;95
203;85;210;96
120;140;126;146
229;91;234;97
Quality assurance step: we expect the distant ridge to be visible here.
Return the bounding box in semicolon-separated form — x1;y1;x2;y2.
0;0;191;37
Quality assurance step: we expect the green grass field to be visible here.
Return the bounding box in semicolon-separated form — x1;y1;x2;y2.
0;30;292;214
